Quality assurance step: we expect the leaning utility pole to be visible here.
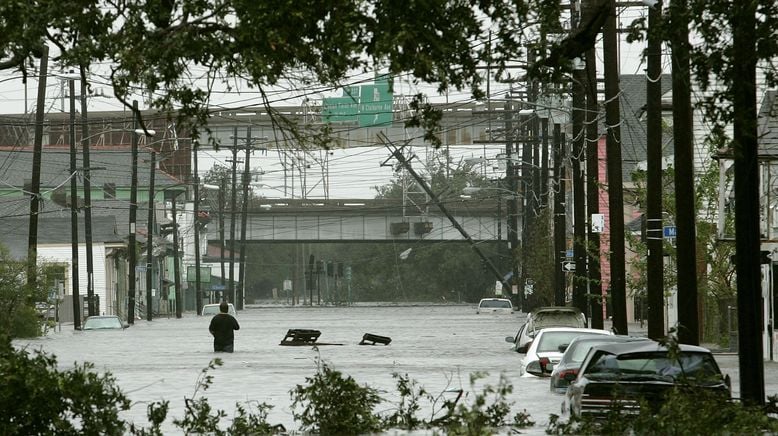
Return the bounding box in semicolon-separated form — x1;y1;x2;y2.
603;0;627;334
382;134;512;293
27;45;48;289
646;0;665;340
670;0;699;345
732;0;764;406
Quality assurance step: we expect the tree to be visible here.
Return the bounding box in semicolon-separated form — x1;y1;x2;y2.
0;245;55;339
0;1;534;142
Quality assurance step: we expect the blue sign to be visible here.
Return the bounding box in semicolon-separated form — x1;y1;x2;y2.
663;226;677;238
566;249;574;258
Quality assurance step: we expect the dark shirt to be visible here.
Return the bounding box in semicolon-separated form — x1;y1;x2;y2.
209;313;240;351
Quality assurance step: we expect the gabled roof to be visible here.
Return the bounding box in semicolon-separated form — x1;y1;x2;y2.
617;74;674;182
0;146;181;189
758;90;778;156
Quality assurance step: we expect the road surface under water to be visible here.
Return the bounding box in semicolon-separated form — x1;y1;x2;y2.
13;304;776;434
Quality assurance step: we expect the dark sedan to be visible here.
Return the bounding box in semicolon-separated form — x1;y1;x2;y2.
549;335;650;393
563;341;730;418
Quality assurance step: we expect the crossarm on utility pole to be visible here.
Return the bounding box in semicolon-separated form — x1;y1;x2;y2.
380;133;512;294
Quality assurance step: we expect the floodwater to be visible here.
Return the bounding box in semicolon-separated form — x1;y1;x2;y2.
12;304;772;434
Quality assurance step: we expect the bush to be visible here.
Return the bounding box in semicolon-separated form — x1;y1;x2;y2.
290;356;384;435
0;337;131;435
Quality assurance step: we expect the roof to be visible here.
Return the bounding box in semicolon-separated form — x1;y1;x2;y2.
0;216;122;259
617;74;674;182
758;90;778;156
0;146;181;189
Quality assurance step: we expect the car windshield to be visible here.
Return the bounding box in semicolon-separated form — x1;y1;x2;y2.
584;351;722;383
83;317;122;330
537;331;597;353
203;304;236;316
480;299;512;309
563;338;629;363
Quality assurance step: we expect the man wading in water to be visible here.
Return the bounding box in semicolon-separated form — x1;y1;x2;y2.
209;301;240;352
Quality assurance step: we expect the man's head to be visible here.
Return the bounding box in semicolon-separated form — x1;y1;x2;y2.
219;301;229;313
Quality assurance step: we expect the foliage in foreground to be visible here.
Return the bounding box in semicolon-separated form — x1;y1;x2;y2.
7;336;778;435
547;384;778;435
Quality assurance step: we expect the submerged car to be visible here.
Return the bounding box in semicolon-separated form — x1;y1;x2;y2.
201;303;236;317
81;315;127;330
548;335;650;393
476;298;514;314
563;341;730;418
506;306;588;353
518;327;611;376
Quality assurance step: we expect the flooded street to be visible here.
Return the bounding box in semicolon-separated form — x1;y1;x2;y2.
12;304;773;434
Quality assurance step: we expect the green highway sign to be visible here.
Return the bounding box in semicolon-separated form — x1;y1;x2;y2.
322;75;393;127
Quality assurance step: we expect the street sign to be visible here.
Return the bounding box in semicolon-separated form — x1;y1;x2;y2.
562;261;575;272
663;226;677;238
565;249;574;258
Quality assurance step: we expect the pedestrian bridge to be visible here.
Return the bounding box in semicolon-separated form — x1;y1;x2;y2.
207;198;509;244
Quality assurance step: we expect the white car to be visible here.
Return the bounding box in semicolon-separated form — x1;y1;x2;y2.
476;297;514;314
201;303;236;317
518;327;612;377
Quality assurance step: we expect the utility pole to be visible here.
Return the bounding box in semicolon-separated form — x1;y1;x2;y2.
193;142;203;315
520;106;533;309
603;0;627;335
646;0;665;340
571;26;589;316
27;45;48;290
553;123;567;306
732;0;764;406
228;127;238;304
172;191;182;318
584;36;603;330
383;134;512;293
670;0;699;345
128;100;138;324
237;127;253;311
218;176;226;298
146;152;156;321
68;77;81;330
505;101;520;309
80;72;96;316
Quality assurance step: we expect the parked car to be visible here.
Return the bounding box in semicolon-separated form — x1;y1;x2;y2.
563;341;730;418
81;315;127;330
518;327;611;376
201;303;236;317
505;306;588;353
476;297;514;314
548;335;650;393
